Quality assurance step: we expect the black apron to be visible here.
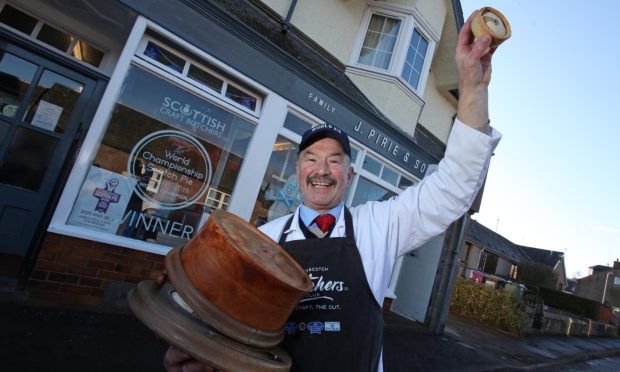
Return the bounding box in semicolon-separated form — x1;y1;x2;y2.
278;208;384;372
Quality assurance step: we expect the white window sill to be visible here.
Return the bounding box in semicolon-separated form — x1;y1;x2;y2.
47;223;172;256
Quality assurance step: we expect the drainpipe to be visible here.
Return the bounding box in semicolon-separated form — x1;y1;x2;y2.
602;271;613;304
281;0;298;34
432;213;469;334
452;0;465;31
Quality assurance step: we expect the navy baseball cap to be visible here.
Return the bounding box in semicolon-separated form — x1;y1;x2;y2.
298;123;351;158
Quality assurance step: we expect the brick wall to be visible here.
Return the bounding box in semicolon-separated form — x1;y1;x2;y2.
27;233;165;308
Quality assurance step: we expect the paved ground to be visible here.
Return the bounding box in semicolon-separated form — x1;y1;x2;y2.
1;299;620;371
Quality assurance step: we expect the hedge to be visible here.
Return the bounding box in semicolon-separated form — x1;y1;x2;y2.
450;277;526;334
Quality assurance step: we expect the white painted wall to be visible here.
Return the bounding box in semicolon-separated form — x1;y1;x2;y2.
347;73;422;135
418;72;455;142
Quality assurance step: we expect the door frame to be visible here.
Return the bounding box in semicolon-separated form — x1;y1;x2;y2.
0;27;108;281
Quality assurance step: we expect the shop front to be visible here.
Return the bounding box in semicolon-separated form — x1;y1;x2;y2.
0;0;444;309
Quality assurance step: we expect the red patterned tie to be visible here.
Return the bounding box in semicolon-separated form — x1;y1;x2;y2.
314;214;336;233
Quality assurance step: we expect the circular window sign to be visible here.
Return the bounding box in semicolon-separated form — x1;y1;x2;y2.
127;130;212;210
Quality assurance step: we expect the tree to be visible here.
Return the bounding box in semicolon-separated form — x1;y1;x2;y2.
517;262;558;289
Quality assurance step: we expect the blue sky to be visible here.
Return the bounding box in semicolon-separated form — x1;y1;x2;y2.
460;1;620;278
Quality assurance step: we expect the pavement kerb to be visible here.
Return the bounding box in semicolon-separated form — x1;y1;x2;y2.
486;346;620;371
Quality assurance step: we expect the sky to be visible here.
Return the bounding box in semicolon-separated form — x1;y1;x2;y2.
460;1;620;279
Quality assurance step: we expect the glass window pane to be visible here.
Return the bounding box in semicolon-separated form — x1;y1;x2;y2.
251;136;301;226
413;53;425;72
362;31;381;49
0;4;38;35
0;52;38;119
418;33;429;55
36;24;73;52
350;147;359;164
358;14;400;70
362;154;381;176
282;113;311;136
225;84;256;111
0;127;58;191
398;176;415;190
143;41;184;73
367;15;384;32
407;70;421;89
383;17;401;37
66;65;256;246
24;70;84;134
374;51;392;70
381;167;399;186
71;40;104;67
358;47;375;66
377;35;397;52
0;121;9;147
401;29;428;89
350;177;396;207
188;64;224;93
401;63;412;82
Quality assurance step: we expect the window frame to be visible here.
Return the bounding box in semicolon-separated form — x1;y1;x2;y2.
349;5;436;97
48;16;274;255
346;142;419;208
135;35;264;117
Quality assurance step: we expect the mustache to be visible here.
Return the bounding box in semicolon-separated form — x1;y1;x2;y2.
306;174;336;185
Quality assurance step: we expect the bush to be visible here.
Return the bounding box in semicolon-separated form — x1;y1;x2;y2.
451;277;526;334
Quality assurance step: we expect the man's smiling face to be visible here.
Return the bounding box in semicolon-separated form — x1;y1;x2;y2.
296;138;353;213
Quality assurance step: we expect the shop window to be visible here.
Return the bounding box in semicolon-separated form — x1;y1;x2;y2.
350;176;396;207
352;7;434;94
397;176;414;190
138;36;263;115
381;166;399;185
251;134;301;226
251;114;418;224
188;64;223;93
36;24;73;53
282;113;312;136
0;4;105;68
146;168;164;193
361;153;411;188
350;146;359;164
0;4;37;34
143;41;184;73
71;41;104;67
225;84;256;111
66;65;256;246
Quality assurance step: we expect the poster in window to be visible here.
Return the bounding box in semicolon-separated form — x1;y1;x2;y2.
30;100;63;131
67;166;132;234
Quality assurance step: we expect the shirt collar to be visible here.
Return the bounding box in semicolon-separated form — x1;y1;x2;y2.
299;202;344;227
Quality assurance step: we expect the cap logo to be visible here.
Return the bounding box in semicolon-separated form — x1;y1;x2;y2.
312;123;342;135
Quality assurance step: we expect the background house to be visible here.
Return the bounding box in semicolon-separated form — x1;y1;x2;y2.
575;260;620;307
457;219;568;291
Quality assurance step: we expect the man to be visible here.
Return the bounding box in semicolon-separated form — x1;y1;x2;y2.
165;9;501;372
